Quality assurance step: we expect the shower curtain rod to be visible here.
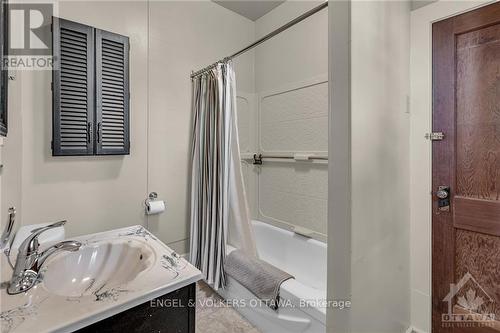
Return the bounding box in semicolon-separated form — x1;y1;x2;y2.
190;1;328;79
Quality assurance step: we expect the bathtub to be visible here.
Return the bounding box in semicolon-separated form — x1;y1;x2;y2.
219;220;327;333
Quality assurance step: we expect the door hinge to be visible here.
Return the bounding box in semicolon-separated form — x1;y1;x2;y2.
425;132;445;141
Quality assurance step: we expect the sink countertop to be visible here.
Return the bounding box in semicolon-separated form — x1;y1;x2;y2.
0;225;202;333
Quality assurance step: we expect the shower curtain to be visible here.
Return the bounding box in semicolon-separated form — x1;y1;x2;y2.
189;61;256;290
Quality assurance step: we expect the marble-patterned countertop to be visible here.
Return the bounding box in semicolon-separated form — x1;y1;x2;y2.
0;225;202;333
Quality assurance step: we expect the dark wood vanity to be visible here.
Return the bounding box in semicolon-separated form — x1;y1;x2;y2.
76;283;196;333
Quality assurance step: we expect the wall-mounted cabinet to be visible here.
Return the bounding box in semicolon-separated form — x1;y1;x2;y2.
52;18;130;156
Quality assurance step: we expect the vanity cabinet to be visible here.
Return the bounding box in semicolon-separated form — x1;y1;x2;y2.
76;283;196;333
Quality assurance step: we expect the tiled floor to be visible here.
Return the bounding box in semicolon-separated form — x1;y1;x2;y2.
196;282;262;333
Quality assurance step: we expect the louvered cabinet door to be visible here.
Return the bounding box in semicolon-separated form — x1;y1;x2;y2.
95;30;130;155
53;18;95;156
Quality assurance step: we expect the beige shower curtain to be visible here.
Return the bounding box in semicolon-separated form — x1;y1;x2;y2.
189;61;256;290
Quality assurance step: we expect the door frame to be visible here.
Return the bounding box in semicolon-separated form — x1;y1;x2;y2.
410;1;496;332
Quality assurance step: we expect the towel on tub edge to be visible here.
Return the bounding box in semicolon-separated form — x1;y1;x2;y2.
224;249;294;310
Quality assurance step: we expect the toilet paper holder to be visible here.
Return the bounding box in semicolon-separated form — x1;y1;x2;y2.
145;192;159;205
144;192;166;215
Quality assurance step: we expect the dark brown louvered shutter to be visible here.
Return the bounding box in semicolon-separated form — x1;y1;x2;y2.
95;29;130;155
52;18;95;156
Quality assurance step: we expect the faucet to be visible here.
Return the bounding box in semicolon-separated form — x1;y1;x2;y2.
7;221;82;295
0;207;17;252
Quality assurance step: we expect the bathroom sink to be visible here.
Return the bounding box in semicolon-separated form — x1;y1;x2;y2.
42;239;158;297
0;225;202;333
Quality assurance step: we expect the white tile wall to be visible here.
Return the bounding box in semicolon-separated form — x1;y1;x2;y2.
260;81;328;153
233;1;328;240
257;78;328;237
236;92;259;218
236;77;328;238
237;95;252;153
258;162;328;235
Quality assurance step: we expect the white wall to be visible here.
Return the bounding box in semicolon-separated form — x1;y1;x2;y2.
0;1;256;254
1;1;150;238
0;139;2;227
255;1;327;91
0;0;327;253
147;1;255;253
349;1;411;332
326;1;351;331
145;0;329;251
0;68;22;233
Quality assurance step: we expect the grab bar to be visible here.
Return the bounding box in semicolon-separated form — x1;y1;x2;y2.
241;152;328;165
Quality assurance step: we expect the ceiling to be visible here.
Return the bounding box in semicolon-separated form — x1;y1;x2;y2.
410;0;437;11
213;1;286;21
214;1;436;21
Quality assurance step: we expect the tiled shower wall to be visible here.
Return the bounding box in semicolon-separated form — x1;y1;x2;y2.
260;81;328;153
237;1;328;240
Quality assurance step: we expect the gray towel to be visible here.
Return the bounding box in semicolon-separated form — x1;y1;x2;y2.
224;250;294;310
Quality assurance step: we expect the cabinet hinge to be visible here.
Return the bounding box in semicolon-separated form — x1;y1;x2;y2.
425;132;444;141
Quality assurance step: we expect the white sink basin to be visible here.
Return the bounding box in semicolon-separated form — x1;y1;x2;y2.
43;239;158;297
0;226;202;333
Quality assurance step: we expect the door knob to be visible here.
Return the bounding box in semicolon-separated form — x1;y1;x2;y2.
436;186;450;211
436;189;449;199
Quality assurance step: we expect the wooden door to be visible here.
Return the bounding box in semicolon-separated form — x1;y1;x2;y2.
433;3;500;333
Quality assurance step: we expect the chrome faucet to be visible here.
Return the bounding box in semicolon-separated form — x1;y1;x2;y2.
7;220;82;295
0;207;17;252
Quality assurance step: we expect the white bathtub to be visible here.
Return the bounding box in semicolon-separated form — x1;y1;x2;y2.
219;220;327;333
